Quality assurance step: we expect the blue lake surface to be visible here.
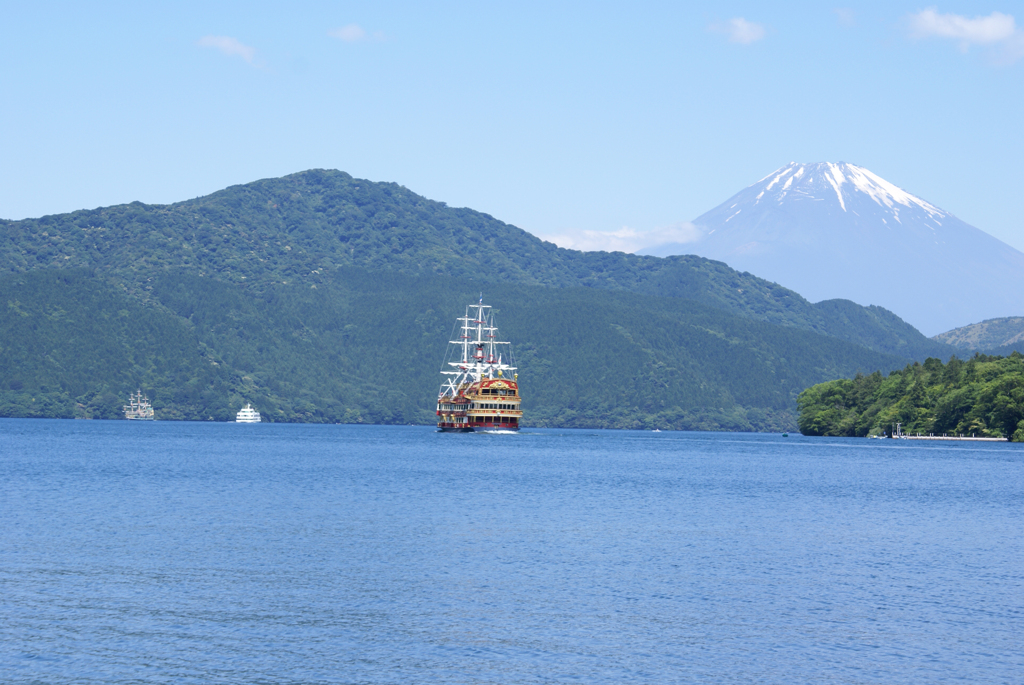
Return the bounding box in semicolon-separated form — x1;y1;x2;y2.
1;419;1022;683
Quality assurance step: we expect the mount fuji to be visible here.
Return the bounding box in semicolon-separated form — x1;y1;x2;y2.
640;162;1024;336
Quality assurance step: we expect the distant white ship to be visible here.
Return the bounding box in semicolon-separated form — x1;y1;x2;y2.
235;403;261;423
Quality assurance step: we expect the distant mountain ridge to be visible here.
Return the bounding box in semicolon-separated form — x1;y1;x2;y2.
934;317;1024;356
0;168;952;360
640;162;1024;336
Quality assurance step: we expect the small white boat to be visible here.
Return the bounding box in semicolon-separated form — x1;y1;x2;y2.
235;403;262;423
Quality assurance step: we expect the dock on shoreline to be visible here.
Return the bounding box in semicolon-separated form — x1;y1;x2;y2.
884;422;1008;442
900;435;1006;442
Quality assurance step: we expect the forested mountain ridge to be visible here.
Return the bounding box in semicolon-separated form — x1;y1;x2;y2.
1;169;968;429
0;169;953;360
1;268;908;430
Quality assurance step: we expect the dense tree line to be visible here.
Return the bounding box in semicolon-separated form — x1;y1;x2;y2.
0;268;908;430
797;354;1024;440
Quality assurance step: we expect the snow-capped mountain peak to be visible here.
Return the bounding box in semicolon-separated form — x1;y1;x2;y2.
752;162;946;222
639;161;1024;336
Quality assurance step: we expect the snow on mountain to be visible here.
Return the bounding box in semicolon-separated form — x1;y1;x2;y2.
640;162;1024;336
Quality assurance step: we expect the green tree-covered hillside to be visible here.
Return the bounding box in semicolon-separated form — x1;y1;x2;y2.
0;270;233;420
0;169;953;360
0;268;907;430
797;354;1024;439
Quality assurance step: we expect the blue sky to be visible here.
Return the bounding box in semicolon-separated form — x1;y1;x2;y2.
2;1;1023;252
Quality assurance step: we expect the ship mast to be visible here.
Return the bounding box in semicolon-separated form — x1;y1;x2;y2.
438;297;517;396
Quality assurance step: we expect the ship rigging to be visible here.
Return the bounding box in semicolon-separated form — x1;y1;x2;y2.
436;298;522;432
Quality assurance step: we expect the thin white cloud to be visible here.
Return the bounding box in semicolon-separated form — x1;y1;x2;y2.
910;8;1014;45
197;35;256;63
710;17;766;45
909;9;1023;63
834;8;855;27
541;223;701;254
329;24;366;42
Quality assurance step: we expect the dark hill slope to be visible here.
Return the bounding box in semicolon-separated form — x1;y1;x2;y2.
0;268;907;430
0;169;953;360
808;300;952;360
0;270;233;420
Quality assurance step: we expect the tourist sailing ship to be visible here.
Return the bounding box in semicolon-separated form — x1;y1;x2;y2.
437;298;522;432
123;390;155;420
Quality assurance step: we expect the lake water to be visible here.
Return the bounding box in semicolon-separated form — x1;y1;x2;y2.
1;420;1022;683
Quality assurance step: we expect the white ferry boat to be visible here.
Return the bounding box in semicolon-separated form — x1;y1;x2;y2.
235;403;262;423
436;297;521;432
123;390;155;420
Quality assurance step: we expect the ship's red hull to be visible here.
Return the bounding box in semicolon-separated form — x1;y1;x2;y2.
437;424;519;432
